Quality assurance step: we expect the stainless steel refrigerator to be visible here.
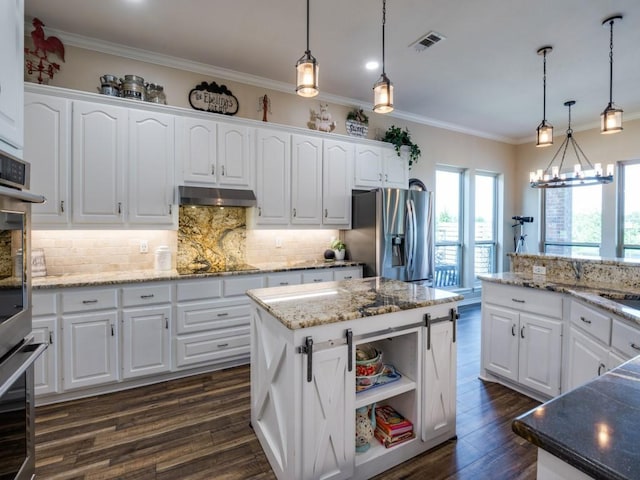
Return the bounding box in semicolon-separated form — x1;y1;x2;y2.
344;188;434;283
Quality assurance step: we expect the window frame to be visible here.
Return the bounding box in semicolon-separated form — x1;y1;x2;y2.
617;159;640;258
474;172;498;280
434;167;464;288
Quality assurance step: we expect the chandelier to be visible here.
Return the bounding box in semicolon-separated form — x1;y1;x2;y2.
530;100;613;188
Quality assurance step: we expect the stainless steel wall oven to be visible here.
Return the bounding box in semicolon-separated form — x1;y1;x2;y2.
0;151;46;480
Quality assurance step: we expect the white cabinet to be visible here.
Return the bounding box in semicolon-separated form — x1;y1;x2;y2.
302;270;333;284
24;92;71;226
217;123;253;188
255;128;290;225
291;134;322;225
333;267;362;281
353;144;407;190
32;316;58;396
72;101;127;224
322;139;353;226
266;271;302;287
481;283;563;398
0;0;24;154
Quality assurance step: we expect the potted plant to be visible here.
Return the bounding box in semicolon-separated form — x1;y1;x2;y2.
346;108;369;138
331;239;347;261
381;125;422;168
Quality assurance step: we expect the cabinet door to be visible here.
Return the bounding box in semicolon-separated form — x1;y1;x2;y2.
323;139;353;225
180;116;217;184
291;134;322;225
32;316;58;396
482;304;519;382
353;145;382;188
301;344;355;480
217;123;252;188
0;0;23;152
255;128;290;225
423;319;456;442
122;306;171;378
518;313;562;397
24;93;70;225
565;325;609;391
62;311;119;390
382;147;408;189
128;109;175;225
72;101;127;224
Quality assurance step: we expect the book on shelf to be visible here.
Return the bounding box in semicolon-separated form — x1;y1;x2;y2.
374;428;416;448
375;405;414;436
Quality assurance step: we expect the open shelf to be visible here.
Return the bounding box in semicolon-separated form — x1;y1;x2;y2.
354;434;419;467
355;371;416;408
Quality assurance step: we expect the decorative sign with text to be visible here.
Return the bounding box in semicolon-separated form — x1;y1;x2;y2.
189;81;239;115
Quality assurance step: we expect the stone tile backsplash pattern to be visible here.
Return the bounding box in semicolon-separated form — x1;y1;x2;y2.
510;253;640;291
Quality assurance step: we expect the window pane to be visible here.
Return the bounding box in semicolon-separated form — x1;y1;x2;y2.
545;185;602;245
545;245;600;257
623;163;640;247
475;175;495;241
434;246;460;287
435;170;460;243
474;244;494;275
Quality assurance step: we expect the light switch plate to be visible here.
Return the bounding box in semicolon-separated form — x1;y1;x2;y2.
533;265;546;275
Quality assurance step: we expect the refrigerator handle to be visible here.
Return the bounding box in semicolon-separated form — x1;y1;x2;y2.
406;199;416;276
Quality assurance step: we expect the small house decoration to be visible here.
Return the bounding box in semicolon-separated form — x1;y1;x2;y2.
25;18;65;84
381;125;422;168
189;81;239;115
309;103;337;132
345;108;369;138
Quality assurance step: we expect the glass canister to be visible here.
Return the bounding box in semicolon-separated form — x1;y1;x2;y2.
120;74;146;101
147;83;167;105
98;74;120;97
154;246;172;271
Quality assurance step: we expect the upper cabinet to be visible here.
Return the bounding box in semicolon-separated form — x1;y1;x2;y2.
0;0;24;156
254;128;290;225
322;139;353;226
216;123;253;188
291;134;322;225
353;144;408;190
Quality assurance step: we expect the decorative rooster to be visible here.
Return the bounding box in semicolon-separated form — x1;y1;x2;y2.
30;18;65;62
25;17;65;84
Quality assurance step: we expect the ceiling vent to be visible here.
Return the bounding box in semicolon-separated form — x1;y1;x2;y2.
410;31;445;52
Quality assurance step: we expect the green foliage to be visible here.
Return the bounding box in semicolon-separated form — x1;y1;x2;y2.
346;108;369;124
331;239;346;251
381;125;421;168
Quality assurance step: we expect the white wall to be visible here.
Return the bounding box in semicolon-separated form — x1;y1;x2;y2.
515;118;640;257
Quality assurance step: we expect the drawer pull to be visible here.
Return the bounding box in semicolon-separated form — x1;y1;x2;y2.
313;279;323;283
511;298;525;304
140;294;155;299
631;343;640;351
217;343;229;348
82;299;98;304
280;282;289;286
580;316;592;325
217;313;229;317
344;276;352;280
598;363;606;376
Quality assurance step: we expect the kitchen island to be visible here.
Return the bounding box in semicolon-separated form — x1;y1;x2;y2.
247;277;462;480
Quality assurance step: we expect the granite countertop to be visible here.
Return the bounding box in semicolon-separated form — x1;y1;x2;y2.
478;272;640;326
246;276;463;329
512;356;640;480
32;260;363;289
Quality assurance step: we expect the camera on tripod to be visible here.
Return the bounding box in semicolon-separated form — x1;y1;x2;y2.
512;216;533;224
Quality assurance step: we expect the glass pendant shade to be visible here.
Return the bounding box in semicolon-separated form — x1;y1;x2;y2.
296;52;319;97
536;121;553;147
373;73;393;113
600;104;623;134
535;46;553;147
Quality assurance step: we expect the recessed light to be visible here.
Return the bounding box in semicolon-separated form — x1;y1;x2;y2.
365;61;379;71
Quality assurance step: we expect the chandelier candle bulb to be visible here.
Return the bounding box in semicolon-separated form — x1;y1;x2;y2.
594;163;602;176
574;164;581;176
551;166;559;178
607;164;614;176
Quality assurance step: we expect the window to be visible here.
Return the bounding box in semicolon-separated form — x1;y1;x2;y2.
435;168;463;287
475;174;497;277
542;185;602;256
618;161;640;258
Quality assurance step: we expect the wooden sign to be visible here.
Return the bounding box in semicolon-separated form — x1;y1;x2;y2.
189;81;239;115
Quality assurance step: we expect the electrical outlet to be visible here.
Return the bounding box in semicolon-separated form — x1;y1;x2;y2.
275;237;282;248
533;265;546;275
139;240;148;253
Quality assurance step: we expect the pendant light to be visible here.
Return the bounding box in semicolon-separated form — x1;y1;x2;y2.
373;0;393;113
530;100;614;188
296;0;319;97
535;46;553;147
600;15;623;134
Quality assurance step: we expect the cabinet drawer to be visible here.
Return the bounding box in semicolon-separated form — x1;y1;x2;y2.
176;299;251;334
333;267;362;281
611;319;640;359
223;275;264;297
122;284;172;306
61;288;118;313
176;279;221;302
302;270;333;284
175;327;250;368
570;300;611;345
482;282;562;319
266;272;302;287
33;291;57;316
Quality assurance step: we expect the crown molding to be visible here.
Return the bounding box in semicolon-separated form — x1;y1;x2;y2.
27;22;516;144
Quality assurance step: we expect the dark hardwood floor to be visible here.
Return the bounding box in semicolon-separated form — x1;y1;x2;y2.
34;304;540;479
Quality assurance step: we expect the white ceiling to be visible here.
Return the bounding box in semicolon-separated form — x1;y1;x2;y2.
24;0;640;143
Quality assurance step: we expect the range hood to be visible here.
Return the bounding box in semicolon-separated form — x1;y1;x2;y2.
178;186;257;207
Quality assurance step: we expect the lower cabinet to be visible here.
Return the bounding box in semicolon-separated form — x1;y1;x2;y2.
32;316;58;396
122;306;171;378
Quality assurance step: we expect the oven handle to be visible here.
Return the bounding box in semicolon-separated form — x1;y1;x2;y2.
0;184;46;204
0;342;47;397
